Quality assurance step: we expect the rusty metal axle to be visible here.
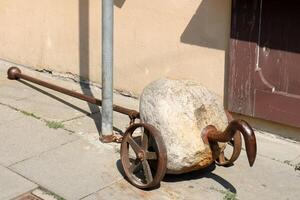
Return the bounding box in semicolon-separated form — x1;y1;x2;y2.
7;67;140;126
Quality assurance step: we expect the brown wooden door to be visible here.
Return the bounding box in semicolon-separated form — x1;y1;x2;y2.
228;0;300;127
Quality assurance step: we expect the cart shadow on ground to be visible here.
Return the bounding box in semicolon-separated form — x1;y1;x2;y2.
115;159;237;193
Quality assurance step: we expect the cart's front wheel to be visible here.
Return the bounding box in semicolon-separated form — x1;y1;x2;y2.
121;123;167;189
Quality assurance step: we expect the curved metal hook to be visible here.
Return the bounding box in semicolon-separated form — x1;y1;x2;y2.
216;131;242;166
202;120;257;167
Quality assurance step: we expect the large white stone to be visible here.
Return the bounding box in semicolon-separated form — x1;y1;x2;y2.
140;78;228;174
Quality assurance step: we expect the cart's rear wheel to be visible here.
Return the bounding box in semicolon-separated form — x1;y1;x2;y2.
121;123;167;189
215;131;242;166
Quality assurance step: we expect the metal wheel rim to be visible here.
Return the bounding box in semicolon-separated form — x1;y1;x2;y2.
120;123;167;189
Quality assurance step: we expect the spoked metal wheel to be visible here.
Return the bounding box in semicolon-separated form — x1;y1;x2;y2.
121;123;167;189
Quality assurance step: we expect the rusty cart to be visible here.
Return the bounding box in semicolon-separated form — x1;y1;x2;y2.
7;67;257;189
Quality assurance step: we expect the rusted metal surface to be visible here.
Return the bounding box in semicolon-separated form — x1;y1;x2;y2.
99;134;123;143
216;132;242;166
121;123;167;189
228;0;300;128
7;67;140;124
202;120;257;167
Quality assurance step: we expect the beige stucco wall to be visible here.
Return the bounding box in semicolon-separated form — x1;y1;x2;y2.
0;0;231;97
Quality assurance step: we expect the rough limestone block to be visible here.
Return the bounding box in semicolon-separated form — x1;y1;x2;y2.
140;78;227;174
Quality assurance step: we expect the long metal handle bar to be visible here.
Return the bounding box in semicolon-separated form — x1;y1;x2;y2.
7;67;140;121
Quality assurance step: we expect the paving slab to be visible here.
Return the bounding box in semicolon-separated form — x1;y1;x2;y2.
195;151;300;200
0;112;79;166
79;87;139;111
80;180;149;200
64;111;130;136
11;139;122;200
82;171;227;200
0;104;24;125
0;64;98;121
0;82;39;101
82;178;224;200
255;131;300;165
0;82;99;122
0;165;37;200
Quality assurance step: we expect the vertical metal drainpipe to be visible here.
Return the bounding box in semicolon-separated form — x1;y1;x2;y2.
101;0;114;137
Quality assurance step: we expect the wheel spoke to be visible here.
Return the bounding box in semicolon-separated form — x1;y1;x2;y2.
142;131;149;150
129;160;141;173
146;152;157;160
127;135;142;153
218;151;226;163
142;160;153;183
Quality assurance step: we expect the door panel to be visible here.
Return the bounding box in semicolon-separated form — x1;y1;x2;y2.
227;0;259;115
254;90;300;127
228;0;300;128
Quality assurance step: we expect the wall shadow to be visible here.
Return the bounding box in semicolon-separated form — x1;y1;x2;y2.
114;0;126;8
79;0;102;135
181;0;230;51
79;0;126;136
181;0;231;107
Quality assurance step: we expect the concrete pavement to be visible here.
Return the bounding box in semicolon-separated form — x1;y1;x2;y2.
0;62;299;200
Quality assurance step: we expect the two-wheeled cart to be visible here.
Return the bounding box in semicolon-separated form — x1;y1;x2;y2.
7;67;257;189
